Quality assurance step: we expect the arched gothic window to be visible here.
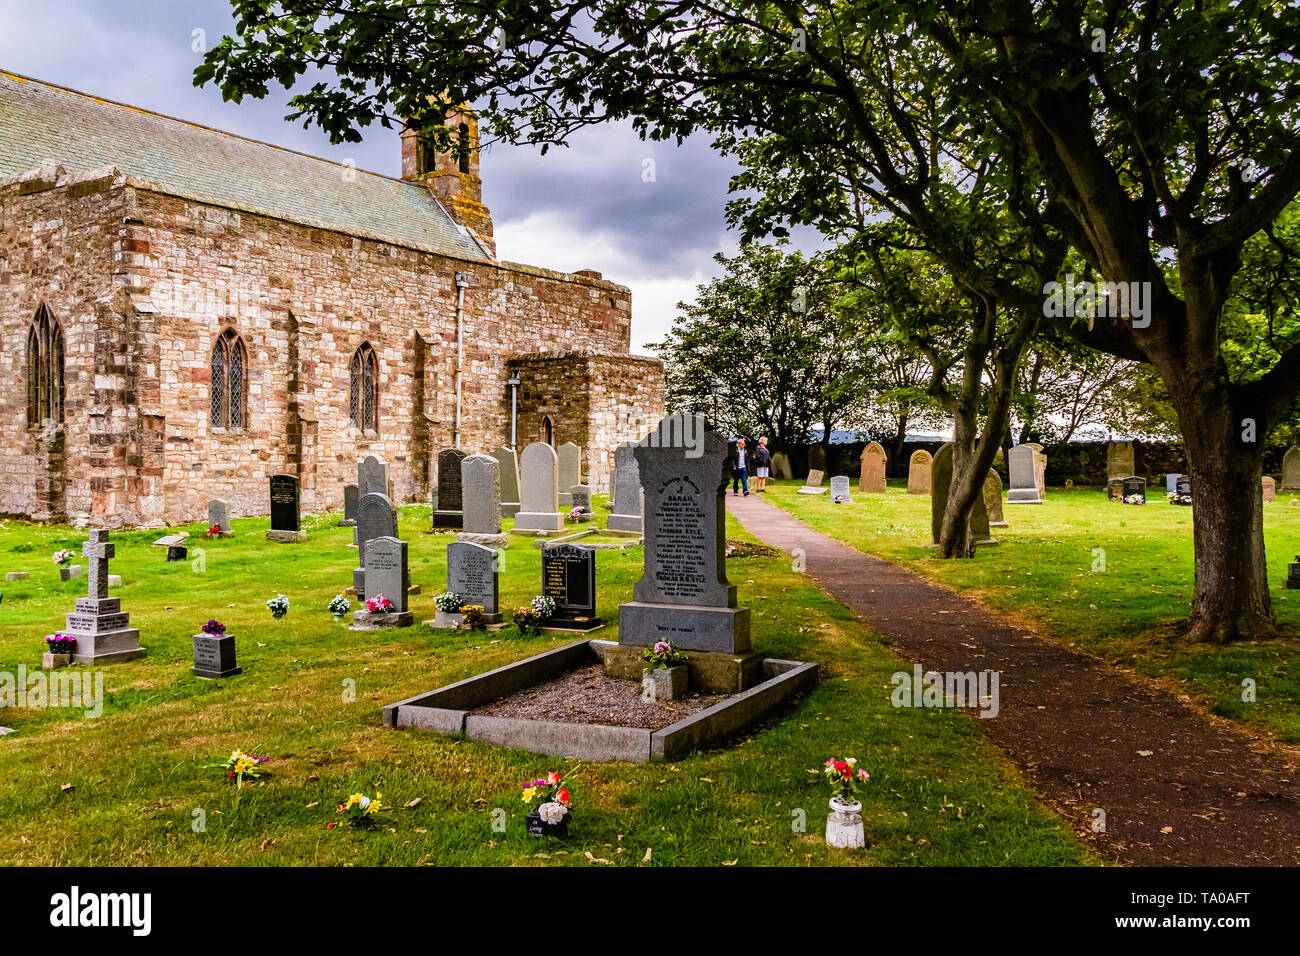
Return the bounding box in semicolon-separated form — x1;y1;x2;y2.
541;415;554;446
210;329;247;429
350;343;379;432
458;122;471;174
26;305;64;430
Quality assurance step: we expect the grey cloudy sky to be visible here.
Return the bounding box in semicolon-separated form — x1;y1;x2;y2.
0;0;779;353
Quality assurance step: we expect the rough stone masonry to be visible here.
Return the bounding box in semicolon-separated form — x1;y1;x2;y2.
0;70;665;527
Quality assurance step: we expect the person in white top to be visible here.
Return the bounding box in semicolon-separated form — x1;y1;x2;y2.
730;438;750;496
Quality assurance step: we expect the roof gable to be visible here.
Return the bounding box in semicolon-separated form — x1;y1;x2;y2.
0;70;489;261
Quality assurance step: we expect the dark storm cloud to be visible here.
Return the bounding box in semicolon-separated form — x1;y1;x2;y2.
0;0;808;347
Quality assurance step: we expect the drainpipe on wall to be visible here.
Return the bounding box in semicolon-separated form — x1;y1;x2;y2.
453;271;469;446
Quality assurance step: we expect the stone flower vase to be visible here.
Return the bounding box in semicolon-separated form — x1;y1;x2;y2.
433;610;464;629
42;651;71;669
826;794;865;849
642;665;688;702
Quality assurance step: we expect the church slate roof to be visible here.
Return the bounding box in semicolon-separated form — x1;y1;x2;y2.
0;69;489;261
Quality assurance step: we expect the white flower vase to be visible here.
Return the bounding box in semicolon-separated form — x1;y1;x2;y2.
433;610;464;628
826;795;865;849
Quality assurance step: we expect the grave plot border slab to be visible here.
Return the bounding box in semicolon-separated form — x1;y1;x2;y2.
383;639;817;763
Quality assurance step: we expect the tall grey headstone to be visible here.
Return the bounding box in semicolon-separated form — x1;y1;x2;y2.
358;455;388;496
607;442;644;534
447;540;503;623
458;453;509;548
433;448;467;529
514;442;564;533
1107;441;1135;482
64;531;146;664
557;442;582;508
1281;447;1300;492
353;492;397;596
352;536;413;628
491;445;521;518
618;414;750;652
207;499;231;534
1006;445;1043;504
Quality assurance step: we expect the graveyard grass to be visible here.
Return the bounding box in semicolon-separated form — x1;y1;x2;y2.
763;480;1300;743
0;504;1093;866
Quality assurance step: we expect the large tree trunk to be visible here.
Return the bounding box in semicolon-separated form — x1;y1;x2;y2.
1169;370;1276;643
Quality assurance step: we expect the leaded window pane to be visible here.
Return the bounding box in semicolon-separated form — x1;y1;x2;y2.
211;340;226;427
228;339;243;428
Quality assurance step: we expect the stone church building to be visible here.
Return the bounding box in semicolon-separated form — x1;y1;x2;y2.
0;70;664;527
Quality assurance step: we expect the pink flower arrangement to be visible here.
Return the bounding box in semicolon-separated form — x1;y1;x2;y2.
365;594;394;613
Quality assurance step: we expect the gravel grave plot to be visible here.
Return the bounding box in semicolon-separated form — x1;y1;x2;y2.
471;664;729;730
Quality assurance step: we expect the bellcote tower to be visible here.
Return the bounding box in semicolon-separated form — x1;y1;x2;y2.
402;103;494;257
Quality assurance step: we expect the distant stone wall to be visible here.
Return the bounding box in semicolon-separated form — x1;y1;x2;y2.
1;171;653;526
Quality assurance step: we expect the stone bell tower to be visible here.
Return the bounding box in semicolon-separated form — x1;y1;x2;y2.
401;103;494;256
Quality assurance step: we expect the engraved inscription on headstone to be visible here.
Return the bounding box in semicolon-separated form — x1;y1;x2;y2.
433;448;467;529
448;540;503;622
353;492;397;596
268;474;300;531
542;543;601;629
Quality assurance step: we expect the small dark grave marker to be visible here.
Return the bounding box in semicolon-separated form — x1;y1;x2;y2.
193;631;241;679
541;543;602;630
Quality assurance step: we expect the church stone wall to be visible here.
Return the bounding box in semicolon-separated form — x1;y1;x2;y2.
122;187;653;524
507;352;666;494
2;175;663;527
0;167;132;524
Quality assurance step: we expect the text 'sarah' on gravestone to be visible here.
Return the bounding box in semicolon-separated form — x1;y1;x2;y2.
618;413;751;653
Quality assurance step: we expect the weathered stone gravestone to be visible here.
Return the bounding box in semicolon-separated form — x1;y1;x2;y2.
618;414;750;652
193;628;240;679
906;449;933;494
491;445;521;517
1107;441;1135;481
513;441;564;533
339;484;359;527
541;543;603;630
65;531;145;664
859;442;887;493
353;492;398;597
1122;476;1148;504
433;448;467;529
830;475;852;503
458;453;509;549
353;536;414;628
1171;474;1191;506
606;441;644;535
983;470;1008;527
808;444;827;473
447;540;503;624
770;452;793;480
1263;476;1276;502
570;484;592;514
358;455;388;497
266;474;306;542
207;499;233;537
930;444;994;547
1025;443;1047;500
1006;445;1043;505
1287;555;1300;590
557;442;582;508
1282;447;1300;492
797;469;828;495
1166;473;1182;494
